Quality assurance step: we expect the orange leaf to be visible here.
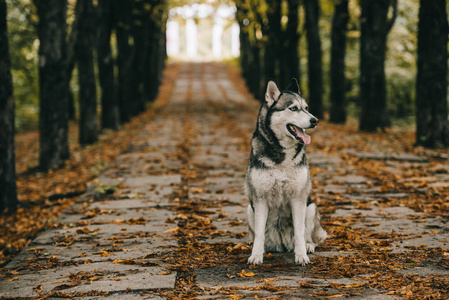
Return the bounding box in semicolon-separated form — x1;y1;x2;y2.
237;270;256;278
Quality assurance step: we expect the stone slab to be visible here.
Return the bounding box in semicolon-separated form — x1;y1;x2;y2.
122;175;181;188
33;222;173;245
0;262;176;298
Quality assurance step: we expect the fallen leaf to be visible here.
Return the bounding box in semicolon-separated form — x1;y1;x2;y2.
160;271;172;275
32;284;43;293
76;227;100;235
237;270;257;278
326;294;345;299
299;282;315;289
5;277;19;282
164;226;180;233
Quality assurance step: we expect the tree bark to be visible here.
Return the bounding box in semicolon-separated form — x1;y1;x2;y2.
235;0;252;88
128;0;147;113
0;0;19;212
415;0;449;147
76;0;98;145
329;0;349;124
157;5;167;86
67;0;84;120
97;0;120;130
264;0;281;85
359;0;397;131
114;0;133;123
304;0;323;118
36;0;70;170
281;0;300;89
144;0;165;102
249;36;262;100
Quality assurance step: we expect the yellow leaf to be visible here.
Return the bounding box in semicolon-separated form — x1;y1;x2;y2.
99;251;113;257
160;271;172;275
237;270;256;277
326;294;345;299
5;277;19;282
164;227;180;233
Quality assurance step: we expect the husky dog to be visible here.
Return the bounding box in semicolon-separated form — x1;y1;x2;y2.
246;78;327;265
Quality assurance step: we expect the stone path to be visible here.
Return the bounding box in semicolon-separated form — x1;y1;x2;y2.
1;62;448;299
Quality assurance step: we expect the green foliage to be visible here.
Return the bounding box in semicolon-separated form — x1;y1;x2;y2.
385;0;418;118
322;0;419;119
4;0;439;131
6;0;39;131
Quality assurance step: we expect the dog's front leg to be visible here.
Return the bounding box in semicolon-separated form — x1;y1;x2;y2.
291;198;309;266
248;200;268;265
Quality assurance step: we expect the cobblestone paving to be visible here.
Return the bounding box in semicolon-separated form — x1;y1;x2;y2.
1;62;448;299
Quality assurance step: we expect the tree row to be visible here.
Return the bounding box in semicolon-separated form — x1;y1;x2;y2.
235;0;448;148
0;0;167;211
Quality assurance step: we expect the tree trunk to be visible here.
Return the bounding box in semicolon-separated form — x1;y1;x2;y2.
114;0;134;123
359;0;397;132
250;41;262;100
97;0;120;130
235;0;251;86
329;0;349;124
36;0;70;170
129;0;147;113
76;0;98;145
304;0;323;118
415;0;449;147
144;0;165;102
264;0;281;84
281;0;300;89
67;0;84;120
239;30;251;85
0;0;19;212
158;6;167;86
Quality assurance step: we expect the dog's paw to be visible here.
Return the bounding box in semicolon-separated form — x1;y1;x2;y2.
306;243;316;253
295;253;310;266
248;254;263;265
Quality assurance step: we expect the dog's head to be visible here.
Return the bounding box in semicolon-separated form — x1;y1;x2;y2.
264;78;318;146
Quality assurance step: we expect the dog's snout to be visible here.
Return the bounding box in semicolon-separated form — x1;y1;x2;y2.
310;118;319;127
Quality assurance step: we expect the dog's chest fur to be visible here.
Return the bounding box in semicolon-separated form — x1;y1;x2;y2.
247;139;311;208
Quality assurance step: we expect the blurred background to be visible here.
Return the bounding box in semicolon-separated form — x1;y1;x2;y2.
6;0;437;133
1;0;448;151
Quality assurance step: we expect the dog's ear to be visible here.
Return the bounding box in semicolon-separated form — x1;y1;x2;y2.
265;81;281;106
287;78;300;94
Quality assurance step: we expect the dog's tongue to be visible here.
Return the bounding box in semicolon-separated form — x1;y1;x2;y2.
294;127;311;145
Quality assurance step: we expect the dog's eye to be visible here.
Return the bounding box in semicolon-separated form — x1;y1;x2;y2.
305;106;309;111
289;107;298;112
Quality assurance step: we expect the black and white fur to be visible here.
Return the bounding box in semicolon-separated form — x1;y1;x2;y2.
246;79;327;265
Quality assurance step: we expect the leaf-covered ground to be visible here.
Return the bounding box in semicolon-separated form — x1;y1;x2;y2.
1;61;448;299
0;63;179;266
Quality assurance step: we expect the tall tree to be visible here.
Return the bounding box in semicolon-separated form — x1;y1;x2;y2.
248;0;264;100
264;0;282;85
97;0;120;130
280;0;300;89
359;0;397;132
0;0;19;212
36;0;70;170
329;0;349;124
156;2;168;90
76;0;98;145
235;0;251;87
303;0;323;118
67;0;83;120
415;0;449;147
114;0;134;123
123;0;147;116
